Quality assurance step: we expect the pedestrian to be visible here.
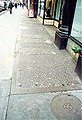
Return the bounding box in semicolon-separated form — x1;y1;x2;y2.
8;1;13;14
20;2;22;7
22;3;24;9
15;2;17;9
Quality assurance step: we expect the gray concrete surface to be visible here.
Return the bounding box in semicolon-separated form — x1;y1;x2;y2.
0;79;11;97
0;7;82;120
0;7;21;79
0;97;8;120
6;91;82;120
12;8;82;94
0;7;22;120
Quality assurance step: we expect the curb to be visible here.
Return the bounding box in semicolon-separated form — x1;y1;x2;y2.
0;10;8;16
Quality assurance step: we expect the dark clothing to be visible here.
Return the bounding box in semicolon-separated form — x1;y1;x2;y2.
8;2;13;14
8;2;13;9
15;3;17;8
4;2;7;9
46;8;50;17
10;9;12;14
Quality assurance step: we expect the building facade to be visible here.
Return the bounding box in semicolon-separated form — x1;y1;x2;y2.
67;0;82;60
27;0;82;79
37;0;82;58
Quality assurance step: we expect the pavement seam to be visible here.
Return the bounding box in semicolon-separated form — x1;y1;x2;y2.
10;88;82;96
0;78;12;81
11;85;82;95
5;78;12;120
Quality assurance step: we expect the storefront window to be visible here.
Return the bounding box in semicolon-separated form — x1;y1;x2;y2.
71;0;82;43
38;0;45;18
51;0;56;18
55;0;62;20
45;0;56;19
45;0;52;18
38;0;56;19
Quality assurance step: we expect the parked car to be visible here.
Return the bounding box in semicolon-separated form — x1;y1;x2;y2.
0;0;7;11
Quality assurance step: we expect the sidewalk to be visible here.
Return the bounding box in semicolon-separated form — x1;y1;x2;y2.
0;7;82;120
12;8;82;94
9;8;82;120
0;7;21;79
0;7;22;120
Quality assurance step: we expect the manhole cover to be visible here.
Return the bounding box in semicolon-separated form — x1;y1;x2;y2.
50;94;82;120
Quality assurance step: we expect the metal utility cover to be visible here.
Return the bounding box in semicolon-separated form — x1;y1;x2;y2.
50;94;82;120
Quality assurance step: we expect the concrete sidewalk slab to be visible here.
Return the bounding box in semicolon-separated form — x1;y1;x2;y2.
0;79;11;97
6;90;82;120
0;96;8;120
6;93;60;120
12;8;82;94
0;7;21;79
0;7;81;120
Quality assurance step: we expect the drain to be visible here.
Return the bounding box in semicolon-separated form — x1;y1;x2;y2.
50;94;82;120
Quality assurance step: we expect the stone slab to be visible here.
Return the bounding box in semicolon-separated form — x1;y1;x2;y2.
0;7;21;79
0;97;8;120
0;79;11;97
7;91;82;120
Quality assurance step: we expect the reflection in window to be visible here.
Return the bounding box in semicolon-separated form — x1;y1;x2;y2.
52;0;56;18
55;0;62;20
45;0;56;19
71;0;82;43
45;0;52;18
38;0;45;18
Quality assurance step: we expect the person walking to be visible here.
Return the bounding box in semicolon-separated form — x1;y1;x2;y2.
8;1;13;14
15;1;17;9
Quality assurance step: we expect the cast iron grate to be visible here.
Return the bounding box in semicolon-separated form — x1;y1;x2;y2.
50;94;82;120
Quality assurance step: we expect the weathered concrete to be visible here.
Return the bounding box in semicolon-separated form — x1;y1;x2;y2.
7;90;82;120
0;79;11;97
0;97;8;120
0;7;21;79
0;7;82;120
11;8;82;95
0;79;11;120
